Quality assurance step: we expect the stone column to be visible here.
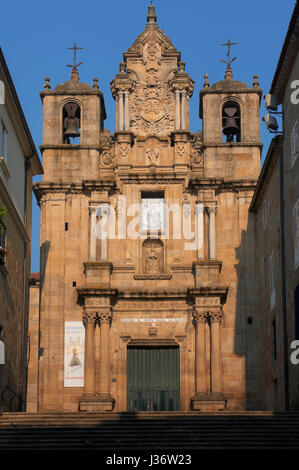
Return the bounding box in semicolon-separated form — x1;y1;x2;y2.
208;205;217;260
210;310;223;394
124;91;130;131
181;91;187;130
89;206;97;261
196;203;204;260
98;311;112;396
118;91;124;131
100;206;110;261
193;311;207;394
175;90;181;130
82;310;97;396
96;205;110;261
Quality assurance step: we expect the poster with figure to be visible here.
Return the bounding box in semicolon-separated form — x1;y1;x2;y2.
64;321;85;387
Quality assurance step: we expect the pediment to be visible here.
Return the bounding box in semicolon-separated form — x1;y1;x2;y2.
127;25;177;57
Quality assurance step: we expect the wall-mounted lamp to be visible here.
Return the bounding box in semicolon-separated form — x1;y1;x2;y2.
262;94;283;135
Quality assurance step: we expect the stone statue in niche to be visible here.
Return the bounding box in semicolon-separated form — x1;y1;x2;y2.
146;247;159;273
142;238;164;274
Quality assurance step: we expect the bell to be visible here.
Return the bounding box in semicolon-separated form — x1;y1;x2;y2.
63;102;80;141
64;118;80;139
223;107;239;142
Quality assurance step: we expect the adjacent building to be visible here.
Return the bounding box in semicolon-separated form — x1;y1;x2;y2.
250;1;299;410
0;48;43;411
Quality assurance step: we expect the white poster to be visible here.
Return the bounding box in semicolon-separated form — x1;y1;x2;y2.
64;321;85;388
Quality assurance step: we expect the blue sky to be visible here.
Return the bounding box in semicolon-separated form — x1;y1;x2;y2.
0;0;295;272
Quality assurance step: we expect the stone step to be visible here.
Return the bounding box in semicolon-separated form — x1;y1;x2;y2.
1;412;299;449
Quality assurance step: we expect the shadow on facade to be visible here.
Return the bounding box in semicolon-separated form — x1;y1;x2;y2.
39;241;50;294
233;213;261;410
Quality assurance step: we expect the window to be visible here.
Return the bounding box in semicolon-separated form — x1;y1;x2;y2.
141;191;165;232
291;119;299;168
269;251;275;310
293;199;299;270
263;194;269;229
0;121;7;160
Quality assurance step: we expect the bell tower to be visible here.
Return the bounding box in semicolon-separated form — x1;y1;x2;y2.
35;53;110;411
199;61;262;180
40;57;106;183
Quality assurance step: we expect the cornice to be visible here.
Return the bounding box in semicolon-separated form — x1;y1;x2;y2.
190;178;257;193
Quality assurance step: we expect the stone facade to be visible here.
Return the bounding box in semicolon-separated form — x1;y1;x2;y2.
28;4;264;412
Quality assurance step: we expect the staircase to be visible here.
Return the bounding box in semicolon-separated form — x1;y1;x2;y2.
1;411;299;450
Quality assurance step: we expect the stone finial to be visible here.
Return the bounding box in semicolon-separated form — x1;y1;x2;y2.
43;77;51;89
225;66;233;80
203;74;210;88
119;62;126;74
147;1;157;24
93;77;99;90
178;61;186;72
71;66;79;81
253;74;259;88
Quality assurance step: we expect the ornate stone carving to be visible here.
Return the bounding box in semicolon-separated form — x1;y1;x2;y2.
192;310;208;324
118;143;130;158
145;68;159;87
148;327;158;337
209;310;223;323
130;83;174;134
143;38;161;65
99;132;115;168
191;148;203;166
146;148;159;165
176;142;186;158
82;310;97;325
127;24;176;55
98;311;112;325
100;149;115;167
134;274;172;280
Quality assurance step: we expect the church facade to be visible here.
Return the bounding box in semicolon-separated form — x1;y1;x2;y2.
28;4;264;412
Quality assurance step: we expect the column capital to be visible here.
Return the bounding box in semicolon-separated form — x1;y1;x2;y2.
206;205;217;215
98;310;112;325
82;308;97;326
209;309;223;323
193;310;208;324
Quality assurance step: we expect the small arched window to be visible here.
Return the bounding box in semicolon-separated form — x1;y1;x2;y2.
222;100;241;143
62;102;81;144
